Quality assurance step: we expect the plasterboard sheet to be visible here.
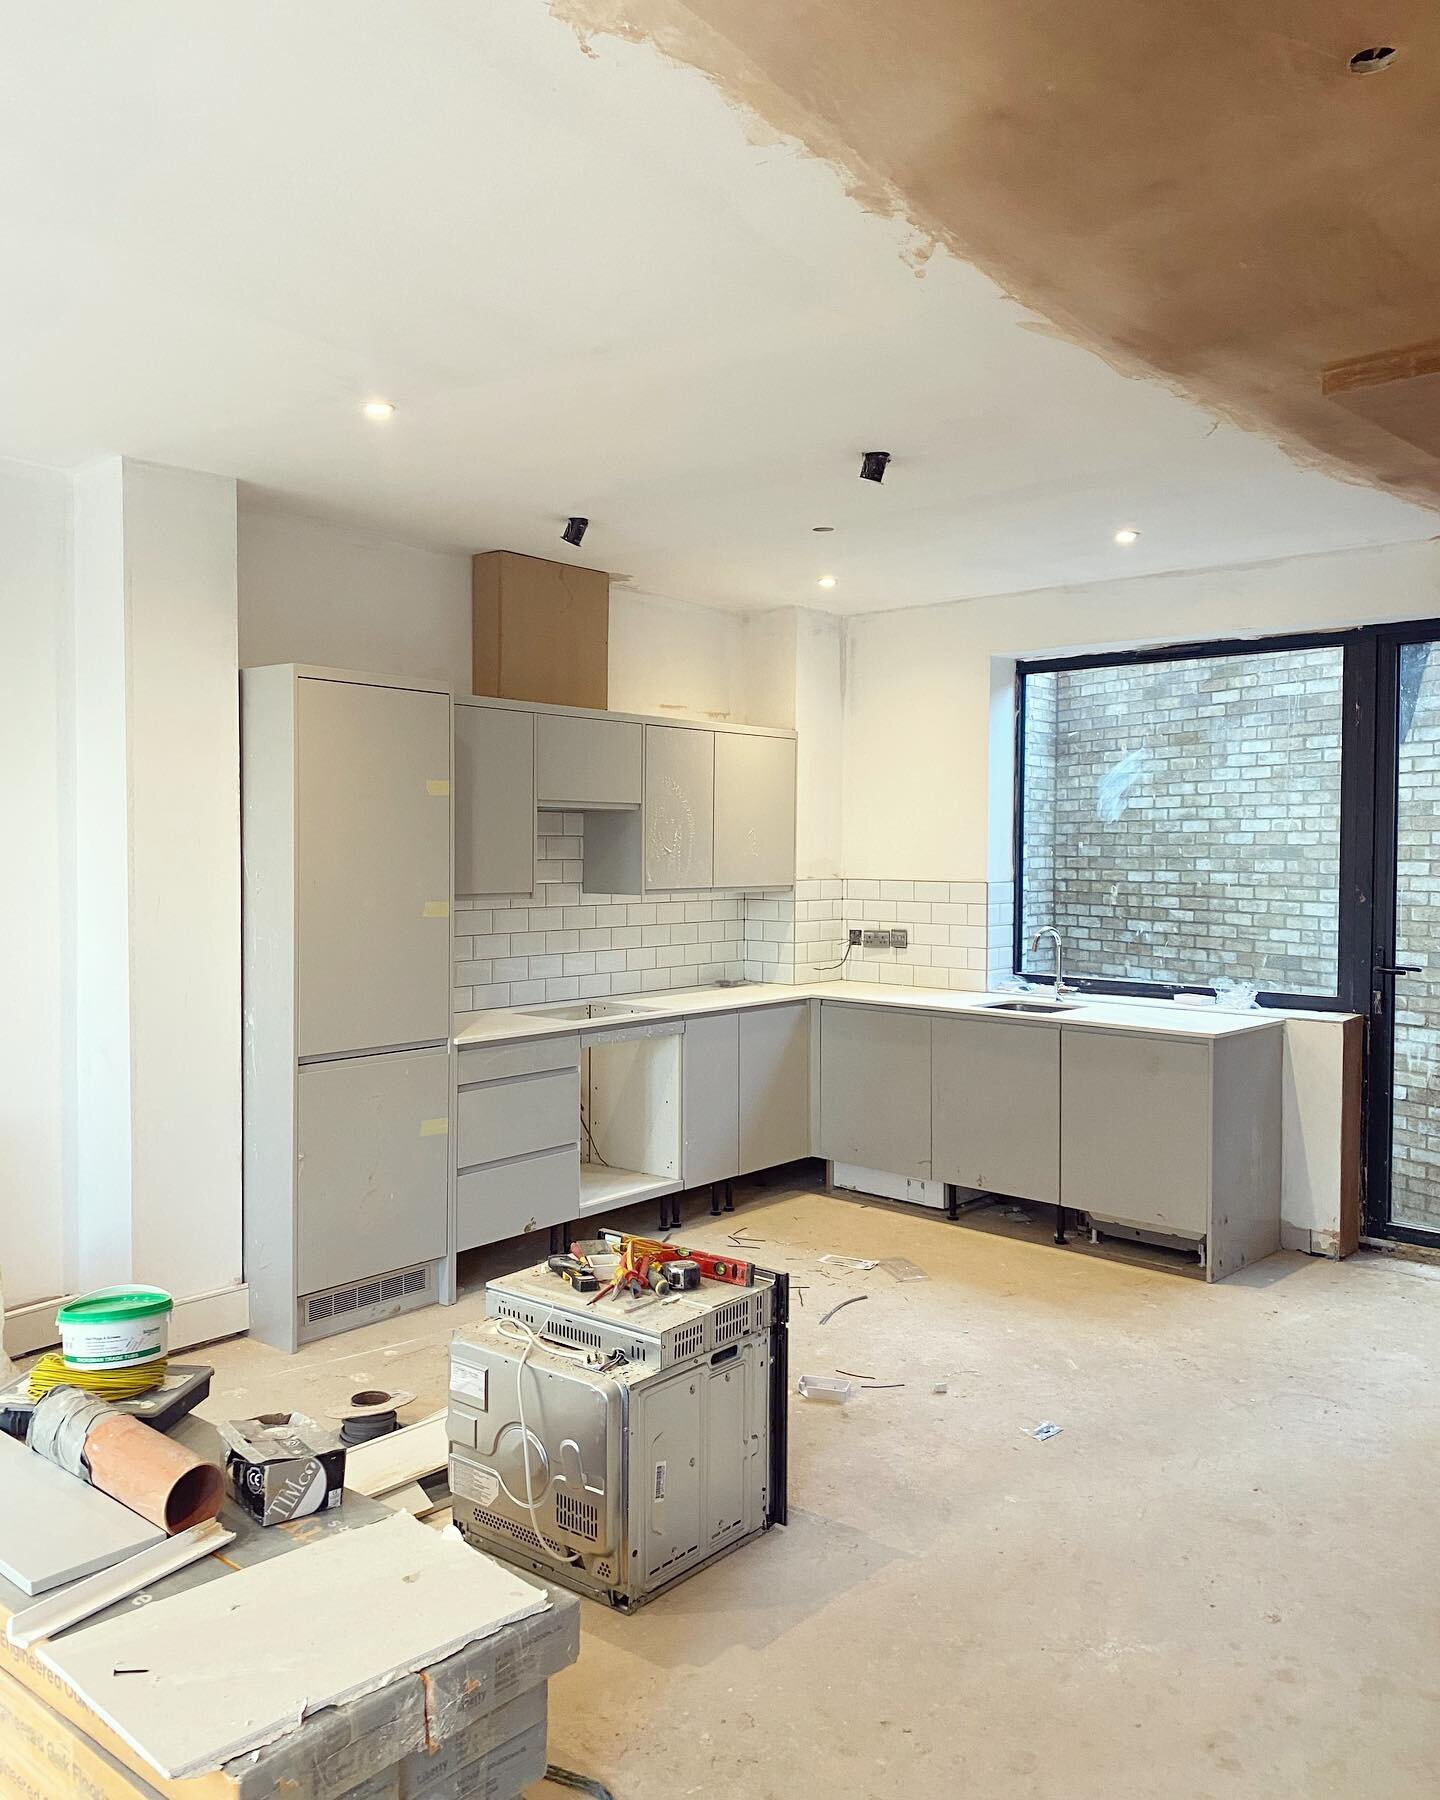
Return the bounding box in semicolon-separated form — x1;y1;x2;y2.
38;1511;548;1780
0;1432;165;1596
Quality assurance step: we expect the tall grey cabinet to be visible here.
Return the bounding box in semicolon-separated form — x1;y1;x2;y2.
242;666;454;1352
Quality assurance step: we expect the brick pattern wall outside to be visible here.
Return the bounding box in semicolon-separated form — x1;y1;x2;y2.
1021;647;1344;993
1391;644;1440;1228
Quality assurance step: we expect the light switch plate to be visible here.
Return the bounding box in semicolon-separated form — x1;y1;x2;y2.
890;928;908;949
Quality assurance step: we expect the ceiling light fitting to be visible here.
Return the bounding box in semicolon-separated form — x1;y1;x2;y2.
361;399;395;420
812;525;834;533
817;575;837;589
1113;527;1140;545
562;516;589;546
859;450;891;484
1348;45;1399;73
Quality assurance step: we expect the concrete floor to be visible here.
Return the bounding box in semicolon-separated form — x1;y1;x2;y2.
194;1174;1440;1799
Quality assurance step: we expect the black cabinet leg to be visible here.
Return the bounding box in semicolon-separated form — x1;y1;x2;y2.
1054;1204;1067;1246
945;1183;959;1221
549;1223;563;1255
723;1179;734;1214
710;1182;722;1217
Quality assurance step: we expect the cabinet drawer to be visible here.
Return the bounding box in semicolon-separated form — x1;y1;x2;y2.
456;1147;579;1250
456;1033;578;1084
457;1068;578;1168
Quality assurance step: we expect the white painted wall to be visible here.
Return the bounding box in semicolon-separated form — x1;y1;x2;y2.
0;461;71;1307
844;536;1440;880
70;460;244;1306
608;589;748;721
238;505;471;687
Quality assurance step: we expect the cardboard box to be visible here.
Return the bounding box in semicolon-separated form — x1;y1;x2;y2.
218;1414;346;1528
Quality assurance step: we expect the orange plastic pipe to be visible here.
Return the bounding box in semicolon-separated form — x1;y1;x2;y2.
83;1414;225;1535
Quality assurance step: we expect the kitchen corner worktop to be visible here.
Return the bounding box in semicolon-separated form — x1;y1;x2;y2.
454;980;1310;1048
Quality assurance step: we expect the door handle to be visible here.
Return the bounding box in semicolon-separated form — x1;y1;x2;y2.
1376;964;1424;977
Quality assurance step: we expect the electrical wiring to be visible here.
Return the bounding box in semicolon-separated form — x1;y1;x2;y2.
493;1318;590;1566
27;1352;167;1401
811;938;855;973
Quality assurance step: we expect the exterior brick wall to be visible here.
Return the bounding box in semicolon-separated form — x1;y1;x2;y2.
1390;643;1440;1229
1021;647;1344;993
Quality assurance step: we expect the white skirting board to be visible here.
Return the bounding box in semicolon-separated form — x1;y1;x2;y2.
38;1511;549;1780
3;1283;249;1361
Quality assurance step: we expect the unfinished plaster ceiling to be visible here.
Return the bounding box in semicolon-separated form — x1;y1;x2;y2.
553;0;1440;511
0;2;1434;613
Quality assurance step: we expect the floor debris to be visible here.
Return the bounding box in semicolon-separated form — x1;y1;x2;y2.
1028;1422;1063;1442
818;1294;869;1326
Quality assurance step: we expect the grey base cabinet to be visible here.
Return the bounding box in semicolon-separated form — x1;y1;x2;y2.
1060;1024;1282;1280
297;1049;450;1295
682;1014;740;1187
740;1003;809;1171
818;1003;932;1180
453;1036;581;1251
682;1002;811;1188
932;1016;1059;1203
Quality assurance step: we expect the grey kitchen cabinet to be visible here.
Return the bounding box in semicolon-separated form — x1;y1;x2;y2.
453;1034;580;1251
535;712;642;807
682;1012;740;1187
1060;1023;1282;1279
739;1003;810;1172
296;676;452;1058
931;1015;1059;1203
296;1047;450;1296
713;733;796;889
818;1002;932;1180
645;724;715;890
242;665;456;1352
453;701;535;897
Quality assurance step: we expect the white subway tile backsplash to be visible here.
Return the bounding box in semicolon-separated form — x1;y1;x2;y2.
452;819;1012;1016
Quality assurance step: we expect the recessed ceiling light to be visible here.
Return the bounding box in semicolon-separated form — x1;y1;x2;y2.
818;575;837;589
812;525;834;533
1113;527;1140;545
1349;45;1399;74
361;399;396;420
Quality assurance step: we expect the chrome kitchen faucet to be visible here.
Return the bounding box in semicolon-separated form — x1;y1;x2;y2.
1031;927;1069;1001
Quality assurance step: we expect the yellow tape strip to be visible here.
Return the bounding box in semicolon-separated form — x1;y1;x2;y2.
419;1117;449;1137
423;900;450;918
426;778;450;796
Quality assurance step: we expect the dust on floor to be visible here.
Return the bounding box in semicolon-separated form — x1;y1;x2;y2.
195;1175;1440;1800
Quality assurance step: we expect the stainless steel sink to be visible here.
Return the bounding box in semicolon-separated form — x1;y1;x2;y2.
524;1000;663;1022
980;998;1081;1013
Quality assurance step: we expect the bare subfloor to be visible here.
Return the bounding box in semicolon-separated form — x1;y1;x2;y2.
197;1176;1440;1799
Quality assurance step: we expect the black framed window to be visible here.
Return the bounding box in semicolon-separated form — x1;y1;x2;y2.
1015;635;1352;1007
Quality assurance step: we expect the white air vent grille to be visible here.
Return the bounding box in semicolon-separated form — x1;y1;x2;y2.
712;1295;758;1346
471;1508;545;1553
305;1265;429;1325
671;1320;704;1360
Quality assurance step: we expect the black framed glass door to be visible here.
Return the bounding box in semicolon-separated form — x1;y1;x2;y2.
1365;630;1440;1245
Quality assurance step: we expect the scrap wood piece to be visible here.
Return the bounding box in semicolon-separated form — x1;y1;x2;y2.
344;1410;447;1497
817;1294;869;1326
37;1511;549;1780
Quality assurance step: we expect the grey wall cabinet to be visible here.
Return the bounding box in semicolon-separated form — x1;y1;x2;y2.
714;733;796;890
241;665;454;1352
1060;1024;1282;1279
296;1048;450;1295
739;1003;810;1172
818;1003;932;1180
682;1013;741;1188
453;702;535;897
535;713;642;807
931;1016;1059;1203
645;725;715;890
296;677;451;1058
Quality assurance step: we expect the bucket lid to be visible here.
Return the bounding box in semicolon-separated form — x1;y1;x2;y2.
57;1286;174;1326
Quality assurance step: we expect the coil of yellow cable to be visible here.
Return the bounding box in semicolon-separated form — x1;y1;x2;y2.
26;1352;167;1401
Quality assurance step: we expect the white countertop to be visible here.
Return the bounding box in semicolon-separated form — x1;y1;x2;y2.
453;979;1323;1048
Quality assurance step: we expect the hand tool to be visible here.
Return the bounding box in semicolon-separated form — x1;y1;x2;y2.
547;1254;599;1293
